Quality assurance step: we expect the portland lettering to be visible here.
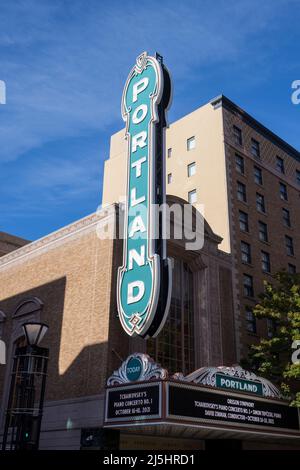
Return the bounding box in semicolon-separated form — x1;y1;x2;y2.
117;52;172;337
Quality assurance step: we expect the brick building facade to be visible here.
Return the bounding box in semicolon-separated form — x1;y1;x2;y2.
0;198;236;449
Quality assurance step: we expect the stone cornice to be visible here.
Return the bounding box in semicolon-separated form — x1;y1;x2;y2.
210;94;300;162
0;206;117;270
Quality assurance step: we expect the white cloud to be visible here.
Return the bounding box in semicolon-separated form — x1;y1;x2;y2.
0;80;6;104
0;0;295;163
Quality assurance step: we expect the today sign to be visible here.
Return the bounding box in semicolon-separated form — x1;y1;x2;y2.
117;52;172;338
126;357;143;382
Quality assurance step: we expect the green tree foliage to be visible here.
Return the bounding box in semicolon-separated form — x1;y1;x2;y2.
246;272;300;406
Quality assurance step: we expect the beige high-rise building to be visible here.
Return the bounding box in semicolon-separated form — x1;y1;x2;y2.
102;95;300;359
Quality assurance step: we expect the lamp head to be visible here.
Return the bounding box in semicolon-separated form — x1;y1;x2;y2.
22;322;48;346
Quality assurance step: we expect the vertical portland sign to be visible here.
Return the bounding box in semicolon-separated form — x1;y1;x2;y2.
117;52;172;338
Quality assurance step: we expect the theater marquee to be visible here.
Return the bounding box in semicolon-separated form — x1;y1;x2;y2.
117;52;172;338
104;355;300;439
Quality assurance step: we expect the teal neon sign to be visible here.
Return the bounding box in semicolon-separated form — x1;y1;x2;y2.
117;52;172;337
216;374;263;396
126;357;143;382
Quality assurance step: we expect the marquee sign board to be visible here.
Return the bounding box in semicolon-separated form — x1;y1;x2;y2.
105;382;161;423
167;382;300;433
105;357;300;437
117;52;172;338
104;380;300;437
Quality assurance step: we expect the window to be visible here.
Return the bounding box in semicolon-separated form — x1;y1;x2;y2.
7;336;30;430
187;136;195;151
0;311;6;337
296;169;300;186
188;189;197;204
288;263;296;274
167;148;172;158
237;181;247;202
187;162;196;177
239;211;249;232
276;156;285;174
251;139;260;159
246;308;256;334
256;193;265;213
282;208;291;227
235;154;244;174
267;319;275;338
254;166;263;185
258;221;268;242
147;260;195;375
241;241;251;264
244;274;254;297
167;173;172;184
279;182;288;201
261;251;271;273
285;235;294;256
13;297;43;318
233;125;243;146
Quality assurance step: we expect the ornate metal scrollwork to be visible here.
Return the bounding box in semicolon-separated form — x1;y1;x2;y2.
135;51;148;74
173;365;282;399
107;352;168;386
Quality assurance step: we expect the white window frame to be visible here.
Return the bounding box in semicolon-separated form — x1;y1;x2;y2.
187;162;196;177
187;136;196;151
188;189;197;204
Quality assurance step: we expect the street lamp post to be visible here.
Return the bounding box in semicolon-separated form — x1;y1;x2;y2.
2;322;49;450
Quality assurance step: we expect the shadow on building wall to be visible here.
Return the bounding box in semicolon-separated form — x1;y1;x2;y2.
0;271;130;411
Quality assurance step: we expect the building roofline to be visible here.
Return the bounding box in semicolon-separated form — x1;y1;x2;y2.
210;95;300;162
0;206;117;270
0;231;30;245
109;94;299;164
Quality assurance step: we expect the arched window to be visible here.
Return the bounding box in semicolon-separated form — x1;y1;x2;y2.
4;335;27;431
14;335;26;349
13;297;43;319
0;310;6;337
1;299;43;438
148;259;195;375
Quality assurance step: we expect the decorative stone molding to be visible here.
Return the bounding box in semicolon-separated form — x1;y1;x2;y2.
107;353;168;386
13;297;43;318
0;206;117;270
188;255;207;272
173;365;282;399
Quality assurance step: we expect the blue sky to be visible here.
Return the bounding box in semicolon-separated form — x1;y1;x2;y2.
0;0;299;241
